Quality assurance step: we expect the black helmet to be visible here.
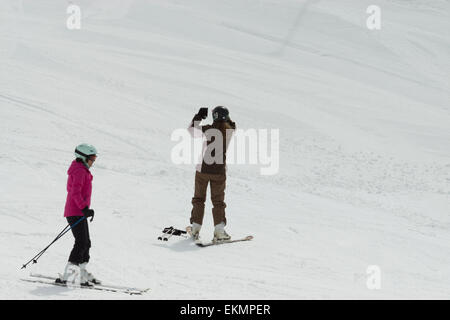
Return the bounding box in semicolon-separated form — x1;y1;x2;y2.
212;106;230;122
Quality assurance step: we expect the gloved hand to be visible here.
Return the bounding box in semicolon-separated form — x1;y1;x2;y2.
197;107;208;119
82;207;95;222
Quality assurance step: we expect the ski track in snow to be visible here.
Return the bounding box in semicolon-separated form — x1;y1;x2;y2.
0;0;449;299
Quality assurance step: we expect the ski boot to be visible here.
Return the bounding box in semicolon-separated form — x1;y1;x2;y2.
188;223;202;241
213;222;231;242
56;262;79;285
80;262;101;285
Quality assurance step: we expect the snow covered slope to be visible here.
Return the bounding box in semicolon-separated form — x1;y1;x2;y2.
0;0;449;299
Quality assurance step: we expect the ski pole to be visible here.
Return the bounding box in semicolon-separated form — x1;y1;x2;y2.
21;216;86;269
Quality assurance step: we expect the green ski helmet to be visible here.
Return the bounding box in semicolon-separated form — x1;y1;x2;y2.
74;143;98;163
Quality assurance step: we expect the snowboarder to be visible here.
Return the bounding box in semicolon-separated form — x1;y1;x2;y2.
56;143;100;286
188;106;236;241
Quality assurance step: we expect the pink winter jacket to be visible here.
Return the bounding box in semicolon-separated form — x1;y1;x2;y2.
64;160;93;217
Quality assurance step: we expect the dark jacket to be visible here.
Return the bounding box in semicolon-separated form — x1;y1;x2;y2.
189;117;236;175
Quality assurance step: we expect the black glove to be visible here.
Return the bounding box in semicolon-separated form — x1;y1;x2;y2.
82;207;95;222
197;107;208;119
191;108;208;127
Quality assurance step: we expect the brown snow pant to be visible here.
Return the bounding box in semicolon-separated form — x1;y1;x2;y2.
190;171;227;226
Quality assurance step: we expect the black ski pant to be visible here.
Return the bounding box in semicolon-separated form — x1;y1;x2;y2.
66;216;91;264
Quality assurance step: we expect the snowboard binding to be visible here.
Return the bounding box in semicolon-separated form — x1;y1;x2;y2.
157;226;188;241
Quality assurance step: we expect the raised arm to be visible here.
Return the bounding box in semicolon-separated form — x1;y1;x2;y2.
188;107;208;138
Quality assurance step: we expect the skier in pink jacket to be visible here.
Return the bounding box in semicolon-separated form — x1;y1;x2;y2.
57;144;99;286
64;156;93;218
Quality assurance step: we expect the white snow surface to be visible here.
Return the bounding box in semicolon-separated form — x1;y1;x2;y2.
0;0;449;299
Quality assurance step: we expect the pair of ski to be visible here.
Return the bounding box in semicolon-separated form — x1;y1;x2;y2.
158;226;253;247
21;273;149;295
